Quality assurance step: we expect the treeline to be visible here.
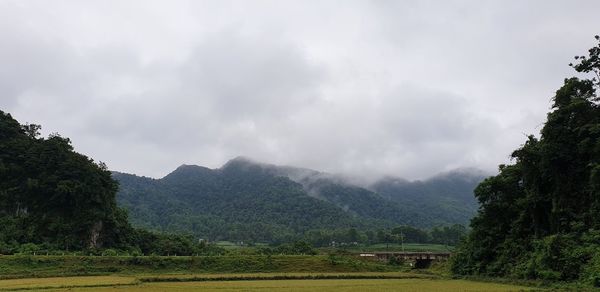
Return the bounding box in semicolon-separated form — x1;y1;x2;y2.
0;232;224;256
300;224;467;247
452;36;600;286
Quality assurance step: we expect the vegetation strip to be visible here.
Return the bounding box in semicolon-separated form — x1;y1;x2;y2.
139;273;437;283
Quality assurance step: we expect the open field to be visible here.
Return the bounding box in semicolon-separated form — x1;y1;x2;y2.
0;276;539;292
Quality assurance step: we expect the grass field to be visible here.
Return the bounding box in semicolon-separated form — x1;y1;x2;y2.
0;276;539;291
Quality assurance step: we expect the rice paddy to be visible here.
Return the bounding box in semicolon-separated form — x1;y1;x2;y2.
0;274;539;291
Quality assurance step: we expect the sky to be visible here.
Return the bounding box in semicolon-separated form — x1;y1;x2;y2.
1;0;599;180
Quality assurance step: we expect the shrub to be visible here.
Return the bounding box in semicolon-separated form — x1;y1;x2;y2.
581;248;600;287
18;243;40;254
103;249;118;256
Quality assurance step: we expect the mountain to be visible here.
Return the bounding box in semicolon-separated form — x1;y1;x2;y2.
223;157;435;227
114;157;487;242
114;160;369;243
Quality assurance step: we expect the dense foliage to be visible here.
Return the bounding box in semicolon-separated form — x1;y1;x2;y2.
301;225;466;247
452;36;600;285
115;164;364;244
115;158;481;243
0;111;221;256
242;158;485;226
0;111;131;250
372;169;485;225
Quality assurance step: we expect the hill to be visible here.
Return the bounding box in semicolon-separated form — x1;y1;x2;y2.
114;157;486;243
0;110;130;249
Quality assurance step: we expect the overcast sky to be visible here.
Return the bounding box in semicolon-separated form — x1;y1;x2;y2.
1;1;599;180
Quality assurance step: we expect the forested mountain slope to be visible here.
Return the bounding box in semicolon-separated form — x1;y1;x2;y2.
114;163;368;243
371;168;487;225
115;157;486;242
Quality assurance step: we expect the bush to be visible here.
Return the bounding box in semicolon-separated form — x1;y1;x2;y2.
18;243;40;254
388;256;404;266
103;249;118;256
531;235;584;281
581;248;600;287
0;241;18;255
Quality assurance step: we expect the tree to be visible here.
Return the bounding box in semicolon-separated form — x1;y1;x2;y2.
0;111;131;250
391;225;429;243
452;36;600;282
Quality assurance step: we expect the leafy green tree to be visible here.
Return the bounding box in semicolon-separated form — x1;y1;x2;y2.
0;111;134;249
429;224;466;246
392;225;430;243
452;36;600;282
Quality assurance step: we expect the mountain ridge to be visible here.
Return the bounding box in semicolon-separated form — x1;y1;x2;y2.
113;157;488;242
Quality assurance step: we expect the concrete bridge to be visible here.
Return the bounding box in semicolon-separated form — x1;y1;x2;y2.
358;251;451;268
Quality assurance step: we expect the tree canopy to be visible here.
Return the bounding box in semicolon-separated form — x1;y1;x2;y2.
0;111;131;249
